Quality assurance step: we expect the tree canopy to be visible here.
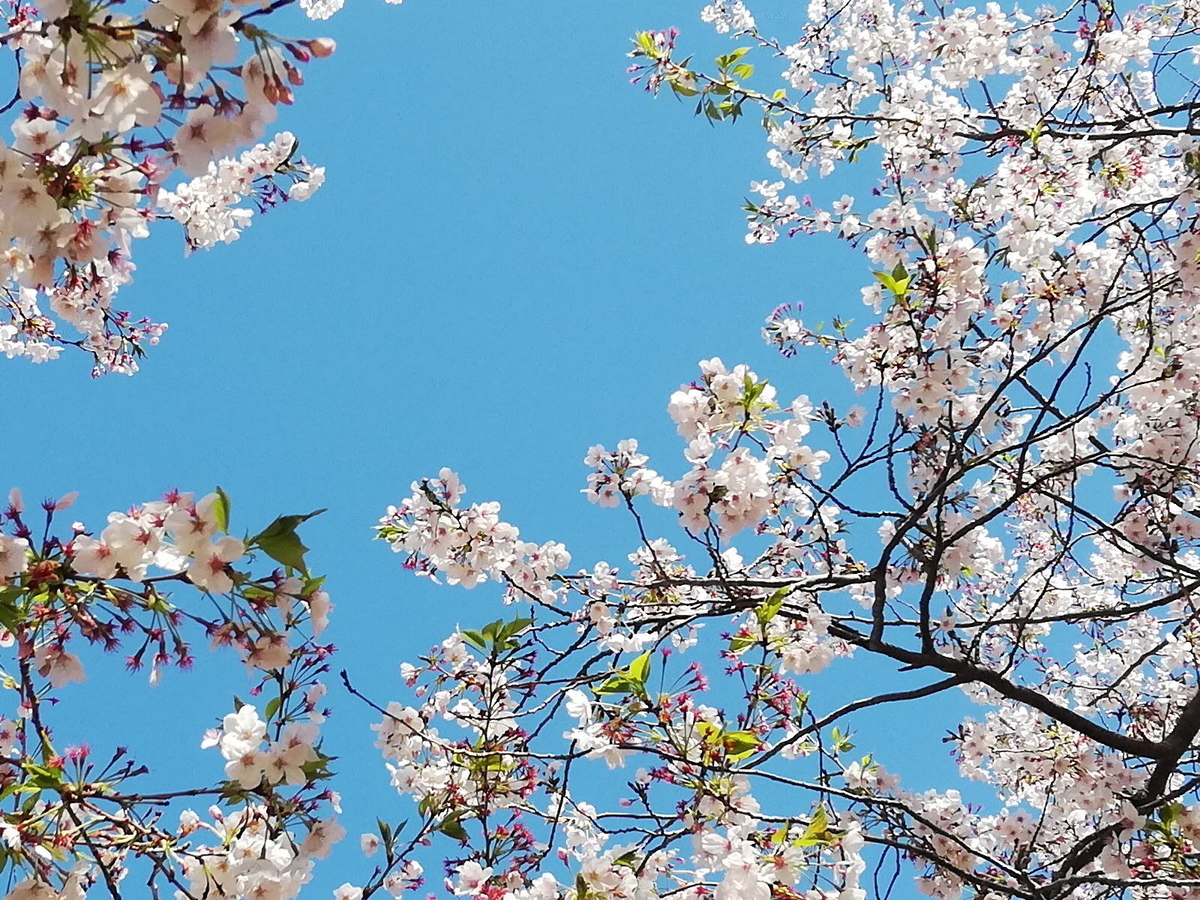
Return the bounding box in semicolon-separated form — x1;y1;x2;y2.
3;1;1200;899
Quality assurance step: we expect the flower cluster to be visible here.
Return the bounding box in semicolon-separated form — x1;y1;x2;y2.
177;803;340;900
203;703;322;788
377;468;571;604
158;131;324;252
0;488;334;899
0;0;351;373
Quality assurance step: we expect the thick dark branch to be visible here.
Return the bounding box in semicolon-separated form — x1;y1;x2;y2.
754;674;968;765
827;622;1168;759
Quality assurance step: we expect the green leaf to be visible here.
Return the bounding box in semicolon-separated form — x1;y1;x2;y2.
722;730;760;761
830;727;855;753
594;676;634;696
464;617;531;653
742;375;770;409
716;47;750;68
798;805;829;846
250;509;326;575
1160;802;1183;828
489;616;533;650
461;630;487;650
23;763;63;790
728;634;755;653
499;617;533;640
611;850;639;869
264;696;282;722
576;874;591;900
213;487;231;532
300;756;333;780
480;753;510;772
0;587;23;633
439;815;468;842
873;268;911;302
755;588;787;626
627;651;652;685
595;650;653;698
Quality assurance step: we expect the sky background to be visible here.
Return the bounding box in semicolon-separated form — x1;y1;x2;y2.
7;1;971;895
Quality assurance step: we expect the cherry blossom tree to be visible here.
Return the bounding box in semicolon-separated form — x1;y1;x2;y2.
6;0;1200;898
0;0;359;881
356;3;1200;900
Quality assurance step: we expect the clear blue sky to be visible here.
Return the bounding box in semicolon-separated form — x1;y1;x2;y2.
9;1;967;894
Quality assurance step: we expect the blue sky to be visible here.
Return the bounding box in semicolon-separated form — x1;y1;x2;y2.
8;0;969;894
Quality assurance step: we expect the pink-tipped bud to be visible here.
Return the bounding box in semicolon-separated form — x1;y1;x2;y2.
286;64;304;86
284;42;311;63
306;37;336;58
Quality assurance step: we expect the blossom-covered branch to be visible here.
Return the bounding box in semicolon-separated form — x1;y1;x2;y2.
0;488;338;899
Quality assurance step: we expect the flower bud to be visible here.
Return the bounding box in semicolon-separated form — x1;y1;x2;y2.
284;42;311;62
306;37;336;58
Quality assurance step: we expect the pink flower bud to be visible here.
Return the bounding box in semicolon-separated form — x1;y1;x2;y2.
306;37;336;58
